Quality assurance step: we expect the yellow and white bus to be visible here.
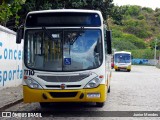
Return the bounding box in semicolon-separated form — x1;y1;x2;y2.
16;9;112;107
114;51;131;72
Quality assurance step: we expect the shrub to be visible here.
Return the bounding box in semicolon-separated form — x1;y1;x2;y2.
113;39;137;51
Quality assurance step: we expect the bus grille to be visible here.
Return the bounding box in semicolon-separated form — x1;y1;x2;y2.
46;85;81;88
49;92;78;98
37;75;89;82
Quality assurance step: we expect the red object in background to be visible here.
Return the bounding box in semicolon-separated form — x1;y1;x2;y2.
111;57;114;69
111;62;114;69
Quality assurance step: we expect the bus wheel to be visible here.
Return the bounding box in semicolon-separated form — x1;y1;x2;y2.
96;102;105;107
39;102;50;108
108;86;110;93
127;69;131;72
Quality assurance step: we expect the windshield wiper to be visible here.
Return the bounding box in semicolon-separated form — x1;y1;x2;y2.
70;27;84;45
42;27;58;44
70;34;80;45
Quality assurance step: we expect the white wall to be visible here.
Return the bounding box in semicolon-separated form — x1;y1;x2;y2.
0;25;23;89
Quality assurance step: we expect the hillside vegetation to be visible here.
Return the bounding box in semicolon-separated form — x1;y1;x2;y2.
0;1;160;59
109;5;160;59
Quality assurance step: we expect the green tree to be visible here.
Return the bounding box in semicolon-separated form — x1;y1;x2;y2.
122;34;146;49
111;6;127;25
125;5;141;16
142;49;154;59
113;40;137;50
1;0;114;31
130;49;154;59
0;0;25;29
137;14;145;20
149;37;160;50
24;0;113;19
0;2;12;26
142;7;154;13
123;19;152;38
18;0;113;30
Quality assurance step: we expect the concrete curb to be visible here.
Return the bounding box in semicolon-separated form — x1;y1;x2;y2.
0;98;23;111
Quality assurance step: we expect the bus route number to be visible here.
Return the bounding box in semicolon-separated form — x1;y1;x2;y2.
24;69;35;76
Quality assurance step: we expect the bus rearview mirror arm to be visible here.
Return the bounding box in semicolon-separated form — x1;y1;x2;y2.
16;25;24;44
106;30;112;54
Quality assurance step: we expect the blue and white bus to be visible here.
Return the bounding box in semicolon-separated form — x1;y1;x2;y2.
114;51;131;72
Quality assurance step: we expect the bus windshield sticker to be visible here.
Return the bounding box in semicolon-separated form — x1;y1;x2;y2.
64;58;71;65
52;34;60;38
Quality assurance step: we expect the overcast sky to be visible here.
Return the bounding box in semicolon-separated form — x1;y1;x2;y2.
113;0;160;10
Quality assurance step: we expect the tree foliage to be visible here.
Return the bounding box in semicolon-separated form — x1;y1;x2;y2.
142;7;154;13
23;0;113;20
0;0;114;31
113;40;137;50
130;49;160;59
110;6;127;25
110;5;160;59
0;2;12;26
0;0;25;30
112;29;146;50
123;19;152;38
125;5;141;16
1;1;160;60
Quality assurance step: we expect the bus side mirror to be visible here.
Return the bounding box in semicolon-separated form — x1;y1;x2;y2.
106;30;112;54
16;25;24;44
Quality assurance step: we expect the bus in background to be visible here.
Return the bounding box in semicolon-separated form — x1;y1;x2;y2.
16;9;112;108
114;51;131;72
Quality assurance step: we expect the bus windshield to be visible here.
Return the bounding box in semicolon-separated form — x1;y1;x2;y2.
24;29;103;71
114;53;131;63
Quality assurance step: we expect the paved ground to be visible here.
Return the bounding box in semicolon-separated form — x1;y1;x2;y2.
106;65;160;111
0;85;22;110
0;65;160;119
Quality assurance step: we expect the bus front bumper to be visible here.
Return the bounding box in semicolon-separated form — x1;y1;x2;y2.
114;65;131;70
23;84;107;103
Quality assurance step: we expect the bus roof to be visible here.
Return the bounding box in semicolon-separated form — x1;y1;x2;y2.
27;9;102;15
114;51;131;54
25;9;103;27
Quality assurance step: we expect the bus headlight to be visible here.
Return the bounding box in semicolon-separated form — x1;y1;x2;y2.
84;77;102;88
25;77;43;89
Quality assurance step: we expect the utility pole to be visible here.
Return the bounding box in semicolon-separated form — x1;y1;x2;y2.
154;38;158;65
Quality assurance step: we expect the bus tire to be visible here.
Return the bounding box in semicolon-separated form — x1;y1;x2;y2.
127;69;131;72
39;102;50;108
96;102;105;107
108;86;110;93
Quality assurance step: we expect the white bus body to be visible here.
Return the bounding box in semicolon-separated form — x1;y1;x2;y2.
16;9;112;107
